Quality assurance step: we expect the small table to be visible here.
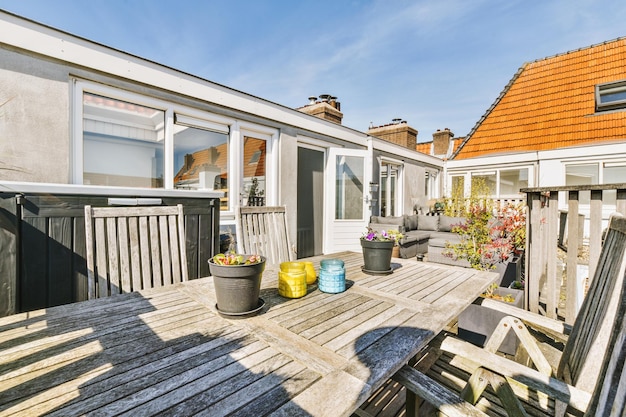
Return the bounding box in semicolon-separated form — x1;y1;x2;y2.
0;252;497;416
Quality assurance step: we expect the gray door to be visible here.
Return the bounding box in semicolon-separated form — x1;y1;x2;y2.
297;147;324;257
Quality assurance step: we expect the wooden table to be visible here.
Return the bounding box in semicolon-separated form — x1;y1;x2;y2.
0;252;497;417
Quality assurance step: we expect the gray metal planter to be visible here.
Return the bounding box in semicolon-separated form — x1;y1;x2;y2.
457;287;524;355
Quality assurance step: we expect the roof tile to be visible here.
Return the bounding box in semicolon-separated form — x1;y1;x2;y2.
454;37;626;159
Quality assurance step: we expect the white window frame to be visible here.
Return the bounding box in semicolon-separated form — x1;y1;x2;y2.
72;79;278;217
596;80;626;112
379;158;404;217
447;166;533;199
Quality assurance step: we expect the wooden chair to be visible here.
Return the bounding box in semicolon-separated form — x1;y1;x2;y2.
394;213;626;416
235;205;295;265
84;204;188;299
394;270;626;416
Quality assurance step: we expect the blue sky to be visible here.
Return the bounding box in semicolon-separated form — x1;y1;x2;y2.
2;1;625;141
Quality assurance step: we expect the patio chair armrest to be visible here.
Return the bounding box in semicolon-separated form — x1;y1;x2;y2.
392;365;490;417
439;336;592;413
479;298;572;343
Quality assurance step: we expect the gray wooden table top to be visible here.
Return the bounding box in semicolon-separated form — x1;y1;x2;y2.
0;252;497;417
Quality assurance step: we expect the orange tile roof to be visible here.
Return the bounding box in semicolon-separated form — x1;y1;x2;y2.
415;142;432;155
452;37;626;160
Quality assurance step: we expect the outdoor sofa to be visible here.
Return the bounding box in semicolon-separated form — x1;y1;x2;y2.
368;214;469;267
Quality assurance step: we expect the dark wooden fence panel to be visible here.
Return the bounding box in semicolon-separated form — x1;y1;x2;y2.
0;191;220;317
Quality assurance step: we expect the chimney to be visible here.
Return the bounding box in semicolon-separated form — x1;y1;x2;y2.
432;128;455;156
296;94;343;124
367;119;418;150
184;153;194;170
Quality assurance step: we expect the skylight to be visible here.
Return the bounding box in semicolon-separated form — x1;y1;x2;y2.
596;80;626;111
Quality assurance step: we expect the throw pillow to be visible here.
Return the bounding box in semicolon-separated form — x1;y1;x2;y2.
405;214;419;231
439;216;466;232
417;215;439;231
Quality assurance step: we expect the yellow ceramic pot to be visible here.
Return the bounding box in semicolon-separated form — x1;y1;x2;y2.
278;262;307;298
302;261;317;284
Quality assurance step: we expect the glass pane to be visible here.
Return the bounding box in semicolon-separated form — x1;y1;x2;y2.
472;174;496;196
83;93;164;187
173;123;228;198
566;164;599;185
499;168;528;195
381;163;399;216
600;90;626;104
335;155;364;220
451;176;464;199
242;137;267;207
603;164;626;206
604;164;626;183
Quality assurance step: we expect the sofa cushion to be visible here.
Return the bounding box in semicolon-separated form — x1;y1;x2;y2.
439;216;466;232
403;230;431;241
405;214;419;231
372;215;405;225
428;236;452;248
417;215;439;231
428;232;463;244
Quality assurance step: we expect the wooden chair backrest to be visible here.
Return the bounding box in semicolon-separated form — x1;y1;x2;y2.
558;213;626;392
84;204;188;299
235;206;294;266
584;267;626;416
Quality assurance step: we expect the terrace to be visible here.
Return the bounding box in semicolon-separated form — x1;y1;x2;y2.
0;183;624;416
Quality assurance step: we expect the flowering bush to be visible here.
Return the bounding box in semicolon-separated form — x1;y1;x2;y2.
445;203;526;271
211;253;263;265
361;228;403;243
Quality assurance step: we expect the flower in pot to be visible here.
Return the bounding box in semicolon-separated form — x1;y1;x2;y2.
208;253;266;317
360;228;402;274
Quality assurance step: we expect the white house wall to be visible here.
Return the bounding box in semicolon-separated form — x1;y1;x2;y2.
1;11;444;256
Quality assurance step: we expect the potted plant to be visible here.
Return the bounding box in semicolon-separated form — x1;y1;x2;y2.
458;283;524;355
208;253;266;317
445;201;526;286
387;229;403;258
360;228;402;274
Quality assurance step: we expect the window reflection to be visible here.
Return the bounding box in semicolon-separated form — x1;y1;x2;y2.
242;137;266;206
83;93;164;187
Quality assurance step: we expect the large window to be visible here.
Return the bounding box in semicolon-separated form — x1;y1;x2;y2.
471;172;497;195
596;80;626;112
75;81;277;213
83;93;165;187
425;170;439;200
566;164;599;186
500;169;529;195
335;155;364;220
380;161;401;216
448;167;530;199
565;161;626;206
173;115;229;192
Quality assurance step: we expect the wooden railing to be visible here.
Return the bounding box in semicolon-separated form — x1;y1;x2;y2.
522;183;626;324
441;197;526;217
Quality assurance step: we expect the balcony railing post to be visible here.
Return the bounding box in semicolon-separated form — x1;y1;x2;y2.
565;191;580;324
522;183;626;323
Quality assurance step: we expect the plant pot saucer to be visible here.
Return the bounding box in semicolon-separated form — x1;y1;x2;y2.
215;298;265;319
361;266;393;275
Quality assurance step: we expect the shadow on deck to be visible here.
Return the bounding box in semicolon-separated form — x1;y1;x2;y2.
351;319;458;417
